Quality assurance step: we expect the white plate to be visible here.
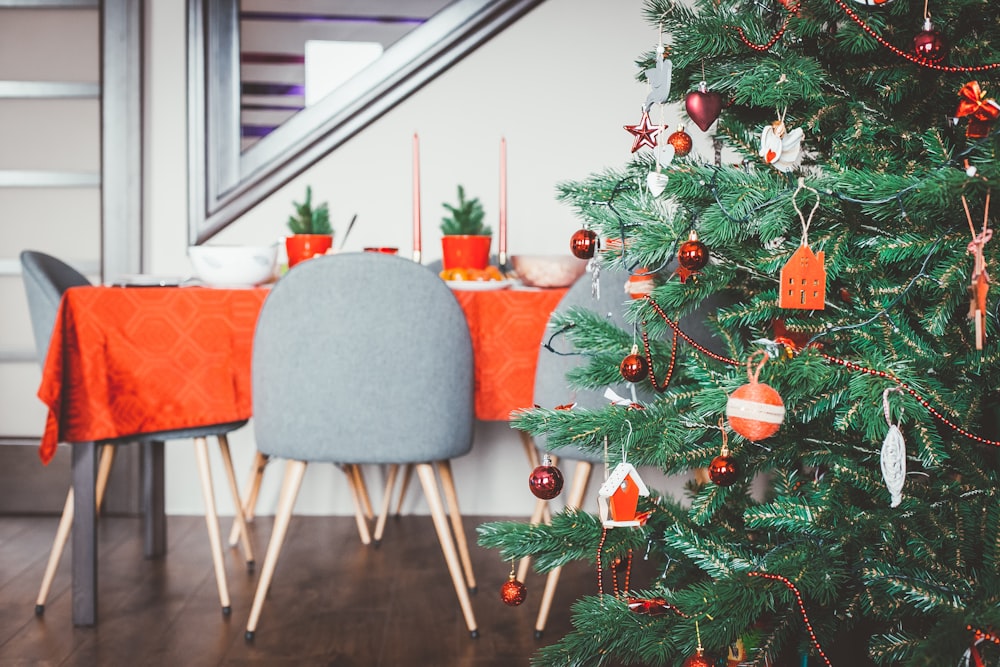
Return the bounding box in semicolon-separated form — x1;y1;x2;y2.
110;274;185;287
446;279;513;291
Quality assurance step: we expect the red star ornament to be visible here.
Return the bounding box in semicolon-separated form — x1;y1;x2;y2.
624;109;665;153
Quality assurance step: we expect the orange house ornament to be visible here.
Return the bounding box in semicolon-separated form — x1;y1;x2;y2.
598;462;650;527
779;244;826;310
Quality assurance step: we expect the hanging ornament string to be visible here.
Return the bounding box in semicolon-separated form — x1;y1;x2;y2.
792;177;821;249
830;0;1000;72
748;571;832;667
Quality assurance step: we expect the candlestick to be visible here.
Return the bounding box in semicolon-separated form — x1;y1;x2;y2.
412;133;422;263
499;137;508;268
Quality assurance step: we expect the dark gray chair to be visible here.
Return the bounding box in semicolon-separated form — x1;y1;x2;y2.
244;252;478;639
20;250;253;616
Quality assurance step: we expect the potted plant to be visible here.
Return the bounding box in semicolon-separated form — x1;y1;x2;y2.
285;186;334;267
440;185;492;270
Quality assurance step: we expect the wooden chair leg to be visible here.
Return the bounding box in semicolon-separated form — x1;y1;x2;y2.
35;444;115;615
436;461;477;593
228;451;268;547
394;463;413;516
516;430;553;583
534;460;592;638
415;463;478;637
245;459;307;639
215;434;254;567
342;465;372;545
350;464;374;520
373;464;399;546
193;437;231;614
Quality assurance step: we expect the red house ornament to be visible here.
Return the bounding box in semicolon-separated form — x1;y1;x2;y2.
779;244;826;310
598;462;650;527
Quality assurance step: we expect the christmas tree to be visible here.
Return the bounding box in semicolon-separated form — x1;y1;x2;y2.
479;0;1000;664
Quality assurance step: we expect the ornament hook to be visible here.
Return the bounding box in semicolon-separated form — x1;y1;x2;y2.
882;387;904;427
792;177;821;247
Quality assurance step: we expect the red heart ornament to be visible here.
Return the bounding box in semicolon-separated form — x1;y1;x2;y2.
685;81;723;132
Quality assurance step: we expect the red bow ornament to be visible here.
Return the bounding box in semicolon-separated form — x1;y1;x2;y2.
955;81;1000;139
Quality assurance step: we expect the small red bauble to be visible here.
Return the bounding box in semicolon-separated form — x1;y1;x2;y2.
708;446;739;486
682;649;713;667
685;81;724;132
677;230;708;283
570;228;598;259
528;454;564;500
666;126;693;157
500;574;527;606
619;349;648;383
913;18;947;63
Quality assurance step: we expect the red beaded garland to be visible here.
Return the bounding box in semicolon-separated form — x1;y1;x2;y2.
570;228;598;259
748;572;831;666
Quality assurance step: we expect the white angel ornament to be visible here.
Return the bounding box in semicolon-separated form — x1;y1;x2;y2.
759;111;804;173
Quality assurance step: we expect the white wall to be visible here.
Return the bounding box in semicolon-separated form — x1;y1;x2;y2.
146;0;696;516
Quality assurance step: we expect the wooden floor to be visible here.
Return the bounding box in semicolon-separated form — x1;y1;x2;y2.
0;512;625;666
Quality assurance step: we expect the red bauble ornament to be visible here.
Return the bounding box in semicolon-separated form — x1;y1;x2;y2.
913;18;947;63
726;352;785;441
666;126;693;157
708;446;739;486
570;228;598;259
528;454;564;500
682;649;712;667
619;347;648;383
685;82;723;132
677;230;708;283
500;573;527;606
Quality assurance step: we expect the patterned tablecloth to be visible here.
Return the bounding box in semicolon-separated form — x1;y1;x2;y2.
37;283;567;461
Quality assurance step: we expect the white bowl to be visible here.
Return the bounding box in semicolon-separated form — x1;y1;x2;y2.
188;244;278;287
511;254;588;288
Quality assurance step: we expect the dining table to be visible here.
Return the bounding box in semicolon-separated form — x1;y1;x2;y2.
36;277;567;626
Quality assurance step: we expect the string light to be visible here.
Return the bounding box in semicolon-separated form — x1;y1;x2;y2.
748;571;832;666
831;0;1000;72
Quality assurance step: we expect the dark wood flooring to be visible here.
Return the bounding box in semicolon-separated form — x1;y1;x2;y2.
0;513;628;666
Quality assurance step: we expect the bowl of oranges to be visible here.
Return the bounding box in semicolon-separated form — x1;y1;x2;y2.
439;265;507;289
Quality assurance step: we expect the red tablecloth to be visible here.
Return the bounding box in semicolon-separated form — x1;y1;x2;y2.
38;286;268;464
452;287;567;421
38;283;567;462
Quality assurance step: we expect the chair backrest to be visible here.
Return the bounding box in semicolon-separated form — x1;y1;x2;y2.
20;250;92;365
252;252;475;464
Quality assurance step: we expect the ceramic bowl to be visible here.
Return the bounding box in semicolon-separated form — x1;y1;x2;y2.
511;254;588;288
188;244;278;287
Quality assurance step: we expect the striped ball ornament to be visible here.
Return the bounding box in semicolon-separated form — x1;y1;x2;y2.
726;381;784;440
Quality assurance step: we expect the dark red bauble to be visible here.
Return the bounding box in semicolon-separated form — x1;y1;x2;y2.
708;451;739;486
685;82;723;132
529;456;564;500
666;127;693;157
619;353;648;383
570;228;598;259
678;232;709;272
682;649;713;667
913;19;947;62
500;575;527;606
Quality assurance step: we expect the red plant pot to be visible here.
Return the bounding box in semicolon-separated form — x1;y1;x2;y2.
285;234;333;267
441;235;491;270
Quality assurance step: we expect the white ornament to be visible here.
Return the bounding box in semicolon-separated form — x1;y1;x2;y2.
654;142;675;169
647;170;668;196
759;121;804;173
879;388;906;508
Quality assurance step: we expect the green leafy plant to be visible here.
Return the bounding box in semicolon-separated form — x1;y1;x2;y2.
440;185;491;236
287;186;333;235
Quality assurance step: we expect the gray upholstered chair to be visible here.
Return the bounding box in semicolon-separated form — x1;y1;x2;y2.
244;252;478;639
20;250;254;616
